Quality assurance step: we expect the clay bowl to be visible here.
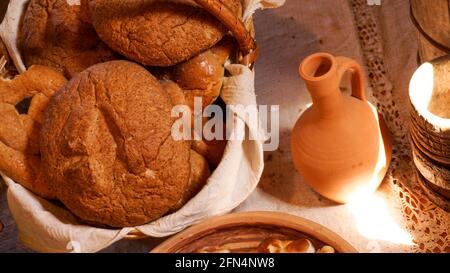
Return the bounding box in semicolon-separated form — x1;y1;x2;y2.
151;211;357;253
409;55;450;166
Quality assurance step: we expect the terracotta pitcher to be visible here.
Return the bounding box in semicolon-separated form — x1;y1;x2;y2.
291;53;392;203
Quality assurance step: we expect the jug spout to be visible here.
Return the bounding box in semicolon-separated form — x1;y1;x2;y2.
299;53;344;119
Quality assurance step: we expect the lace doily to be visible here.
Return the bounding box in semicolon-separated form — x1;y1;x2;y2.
350;0;449;253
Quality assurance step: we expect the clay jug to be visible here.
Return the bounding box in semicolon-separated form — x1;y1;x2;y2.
291;53;392;203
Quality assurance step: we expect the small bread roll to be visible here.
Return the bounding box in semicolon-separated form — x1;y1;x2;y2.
173;37;234;111
192;139;227;167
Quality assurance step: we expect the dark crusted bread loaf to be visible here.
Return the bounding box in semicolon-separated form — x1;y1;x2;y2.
88;0;241;66
21;0;116;78
40;60;192;227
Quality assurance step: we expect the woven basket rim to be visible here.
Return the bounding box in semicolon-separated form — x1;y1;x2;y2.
0;0;256;240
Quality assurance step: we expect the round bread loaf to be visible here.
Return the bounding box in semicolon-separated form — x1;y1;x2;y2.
40;60;191;227
21;0;116;78
88;0;241;66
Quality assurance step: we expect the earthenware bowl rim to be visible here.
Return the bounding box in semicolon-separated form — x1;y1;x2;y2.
151;211;358;253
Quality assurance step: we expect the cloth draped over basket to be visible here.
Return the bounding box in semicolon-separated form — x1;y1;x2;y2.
0;0;285;252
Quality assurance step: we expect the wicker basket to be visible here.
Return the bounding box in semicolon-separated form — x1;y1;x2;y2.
0;0;279;250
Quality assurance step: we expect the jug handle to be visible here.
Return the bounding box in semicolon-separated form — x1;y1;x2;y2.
336;57;366;101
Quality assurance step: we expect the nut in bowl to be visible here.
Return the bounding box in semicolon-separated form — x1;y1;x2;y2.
0;0;285;252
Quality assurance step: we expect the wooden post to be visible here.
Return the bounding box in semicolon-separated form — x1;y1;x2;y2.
410;0;450;62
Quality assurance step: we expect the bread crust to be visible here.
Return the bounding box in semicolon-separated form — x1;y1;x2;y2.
40;60;191;227
21;0;116;78
88;0;241;66
173;37;233;111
